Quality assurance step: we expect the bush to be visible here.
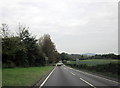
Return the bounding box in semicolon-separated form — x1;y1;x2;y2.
66;62;120;75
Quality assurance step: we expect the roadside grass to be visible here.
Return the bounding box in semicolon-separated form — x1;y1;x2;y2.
80;67;118;79
2;66;54;86
71;59;120;66
70;66;119;82
0;69;2;87
66;59;120;81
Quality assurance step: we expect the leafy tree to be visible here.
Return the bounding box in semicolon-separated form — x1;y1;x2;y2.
0;24;9;38
39;34;57;64
1;24;59;67
60;52;71;61
18;26;38;66
2;36;28;67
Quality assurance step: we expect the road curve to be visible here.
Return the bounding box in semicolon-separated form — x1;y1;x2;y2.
41;65;120;88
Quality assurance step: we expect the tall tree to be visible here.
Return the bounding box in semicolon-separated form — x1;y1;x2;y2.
39;34;57;64
1;24;59;67
18;25;38;66
0;24;9;38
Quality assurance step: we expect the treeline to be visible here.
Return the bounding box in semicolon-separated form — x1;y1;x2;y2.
90;54;119;59
60;52;119;61
66;62;119;74
1;24;60;68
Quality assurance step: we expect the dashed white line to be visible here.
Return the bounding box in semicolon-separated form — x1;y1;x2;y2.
64;68;66;69
80;78;96;88
66;65;120;84
70;72;76;76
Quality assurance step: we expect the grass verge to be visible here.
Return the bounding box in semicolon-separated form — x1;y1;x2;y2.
66;59;120;82
69;59;120;66
2;66;54;86
66;65;119;82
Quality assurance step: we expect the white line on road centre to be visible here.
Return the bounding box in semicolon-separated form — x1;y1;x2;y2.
80;78;96;88
64;67;66;69
39;67;56;88
66;65;120;84
66;69;68;71
70;72;76;76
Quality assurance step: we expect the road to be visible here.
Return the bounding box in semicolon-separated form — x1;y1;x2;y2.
41;65;120;88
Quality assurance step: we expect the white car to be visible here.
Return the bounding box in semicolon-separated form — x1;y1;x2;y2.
56;62;63;66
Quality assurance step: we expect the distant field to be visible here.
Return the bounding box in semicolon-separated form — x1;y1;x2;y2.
66;59;120;80
70;59;120;66
2;66;54;86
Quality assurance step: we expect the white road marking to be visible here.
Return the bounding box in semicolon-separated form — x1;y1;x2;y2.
70;72;76;76
66;65;120;84
78;70;120;84
64;67;66;69
80;78;96;88
39;67;56;88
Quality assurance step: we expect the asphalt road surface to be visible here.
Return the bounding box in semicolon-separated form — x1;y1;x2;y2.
42;65;120;88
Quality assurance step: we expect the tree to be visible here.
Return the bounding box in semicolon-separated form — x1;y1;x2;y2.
2;36;28;67
1;24;59;67
0;24;9;38
17;25;38;66
39;34;57;64
60;52;71;61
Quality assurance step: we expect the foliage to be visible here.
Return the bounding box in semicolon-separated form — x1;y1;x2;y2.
1;24;59;67
39;34;59;64
66;59;120;79
60;53;119;61
60;52;72;61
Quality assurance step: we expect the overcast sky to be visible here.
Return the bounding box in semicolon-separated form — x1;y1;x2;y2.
0;0;118;54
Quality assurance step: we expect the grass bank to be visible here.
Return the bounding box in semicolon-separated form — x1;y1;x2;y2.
0;69;2;87
68;59;120;66
2;66;54;86
66;59;120;81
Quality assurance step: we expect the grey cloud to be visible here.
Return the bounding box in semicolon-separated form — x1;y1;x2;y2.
0;0;118;54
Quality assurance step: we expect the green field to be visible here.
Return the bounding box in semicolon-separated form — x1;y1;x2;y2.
66;59;120;80
2;66;54;86
70;59;120;66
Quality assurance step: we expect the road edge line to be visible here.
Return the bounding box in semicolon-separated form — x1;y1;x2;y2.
80;78;96;88
66;65;120;84
39;67;56;88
